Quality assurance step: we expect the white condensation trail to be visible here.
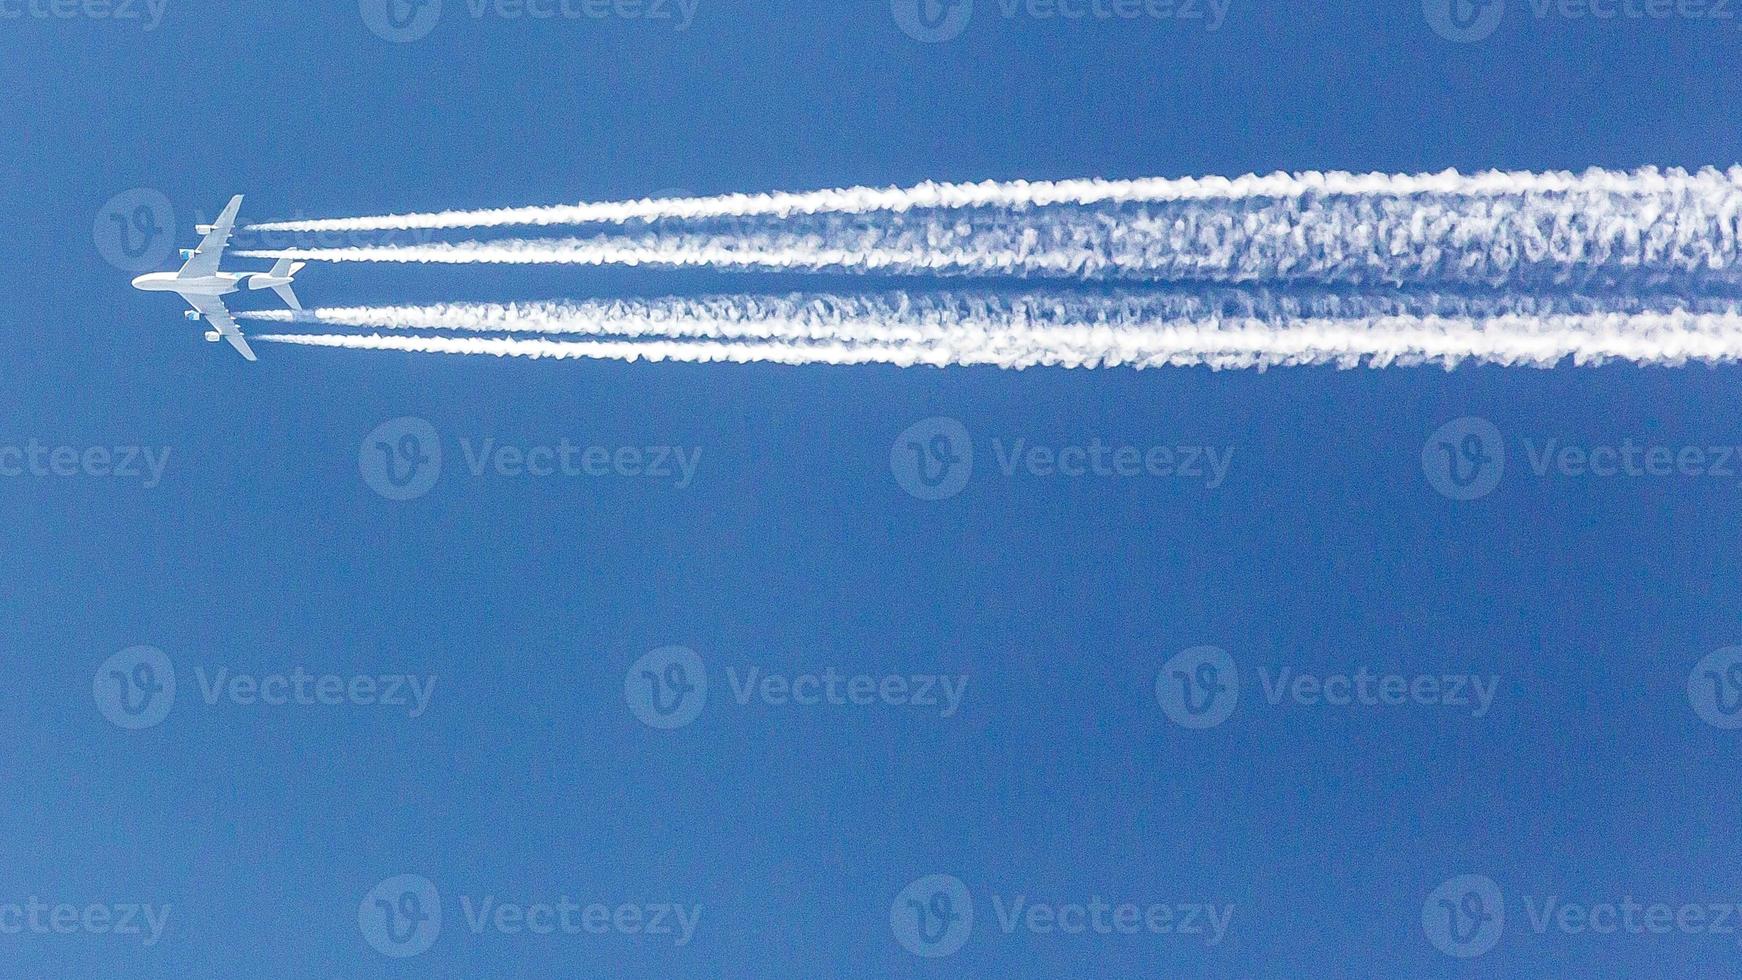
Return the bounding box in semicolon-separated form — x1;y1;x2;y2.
237;291;1742;347
236;185;1742;289
252;311;1742;369
236;237;1024;274
242;166;1742;232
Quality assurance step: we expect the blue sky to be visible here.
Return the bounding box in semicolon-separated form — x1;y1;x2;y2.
4;0;1742;975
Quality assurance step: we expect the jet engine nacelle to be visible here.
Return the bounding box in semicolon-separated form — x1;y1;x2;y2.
204;331;221;343
180;248;196;260
195;224;214;235
183;310;201;322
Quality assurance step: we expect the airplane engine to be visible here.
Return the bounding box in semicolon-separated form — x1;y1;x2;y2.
203;331;220;343
195;224;214;235
183;310;201;322
180;248;196;259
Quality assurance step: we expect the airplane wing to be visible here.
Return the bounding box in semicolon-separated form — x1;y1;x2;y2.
176;194;243;280
186;293;257;362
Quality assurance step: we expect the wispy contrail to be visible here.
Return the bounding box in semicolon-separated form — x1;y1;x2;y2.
238;290;1742;346
253;308;1742;370
239;236;1009;275
237;184;1742;289
243;166;1742;232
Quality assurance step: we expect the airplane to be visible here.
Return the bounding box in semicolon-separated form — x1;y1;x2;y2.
129;194;304;361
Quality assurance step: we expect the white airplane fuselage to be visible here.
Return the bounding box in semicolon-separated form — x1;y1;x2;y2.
130;271;247;297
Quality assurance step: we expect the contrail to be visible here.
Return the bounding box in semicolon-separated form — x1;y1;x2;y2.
253;308;1742;369
237;185;1742;288
237;290;1742;347
240;236;1015;275
243;166;1742;232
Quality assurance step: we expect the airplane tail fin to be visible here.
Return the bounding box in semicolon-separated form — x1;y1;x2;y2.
272;283;303;311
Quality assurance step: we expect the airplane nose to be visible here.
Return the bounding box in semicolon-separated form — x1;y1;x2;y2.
130;274;148;288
